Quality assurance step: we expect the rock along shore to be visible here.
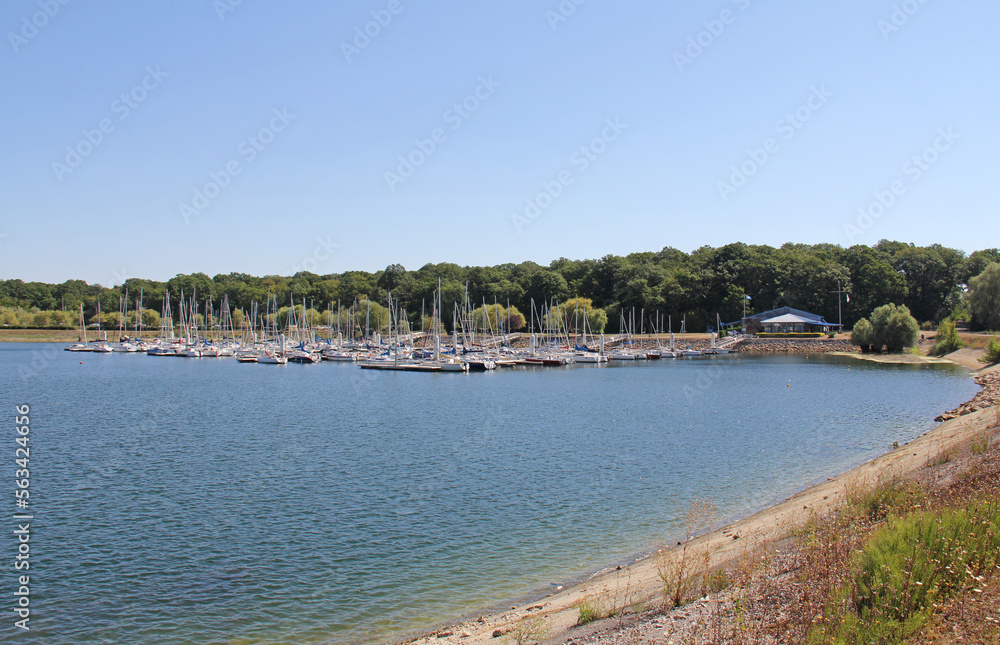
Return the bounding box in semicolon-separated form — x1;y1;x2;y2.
936;369;1000;420
731;338;857;353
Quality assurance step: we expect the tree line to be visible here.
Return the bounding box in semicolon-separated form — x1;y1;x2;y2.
2;241;999;333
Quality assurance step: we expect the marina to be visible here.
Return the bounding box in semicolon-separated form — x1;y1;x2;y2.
60;289;744;371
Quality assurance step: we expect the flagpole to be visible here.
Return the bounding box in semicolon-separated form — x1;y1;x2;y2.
830;281;849;332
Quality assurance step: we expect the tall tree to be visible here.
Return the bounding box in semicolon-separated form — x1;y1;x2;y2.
968;263;1000;330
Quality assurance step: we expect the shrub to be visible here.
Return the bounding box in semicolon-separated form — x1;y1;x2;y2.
980;335;1000;365
852;501;1000;633
809;498;1000;645
657;500;715;609
931;320;964;356
870;303;919;353
851;318;875;353
846;479;923;523
576;600;602;625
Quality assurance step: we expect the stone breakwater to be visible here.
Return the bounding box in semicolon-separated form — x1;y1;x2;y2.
936;370;1000;421
732;338;857;353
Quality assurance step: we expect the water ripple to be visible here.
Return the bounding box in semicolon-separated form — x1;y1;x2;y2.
0;347;977;644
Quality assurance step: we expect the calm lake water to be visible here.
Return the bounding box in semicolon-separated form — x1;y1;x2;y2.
0;343;978;644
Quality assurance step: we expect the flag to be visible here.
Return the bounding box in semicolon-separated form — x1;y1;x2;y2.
745;294;752;300
845;294;850;303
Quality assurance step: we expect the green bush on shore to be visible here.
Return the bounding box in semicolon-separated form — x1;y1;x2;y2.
810;495;1000;645
852;304;919;353
931;320;964;356
851;318;875;353
980;335;1000;365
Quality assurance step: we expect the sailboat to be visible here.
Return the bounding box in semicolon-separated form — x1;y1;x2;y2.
258;296;288;364
572;305;606;363
608;310;639;360
702;315;730;354
65;303;91;351
88;302;113;352
257;331;288;364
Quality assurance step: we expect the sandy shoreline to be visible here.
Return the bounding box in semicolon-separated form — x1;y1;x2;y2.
397;352;997;645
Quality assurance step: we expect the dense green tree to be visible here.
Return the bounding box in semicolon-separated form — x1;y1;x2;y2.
543;298;607;334
524;270;569;309
968;263;1000;330
961;249;1000;284
869;303;919;353
470;303;526;333
838;246;907;325
851;318;875;353
2;242;990;333
892;246;961;323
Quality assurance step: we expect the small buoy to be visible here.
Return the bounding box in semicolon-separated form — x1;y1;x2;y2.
80;361;83;364
787;383;790;387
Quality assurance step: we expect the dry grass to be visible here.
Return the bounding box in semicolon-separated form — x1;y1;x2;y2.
0;328;85;342
972;430;991;455
656;500;716;609
0;328;166;342
576;567;645;627
502;615;549;645
957;332;997;350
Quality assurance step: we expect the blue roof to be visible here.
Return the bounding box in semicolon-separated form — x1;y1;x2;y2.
745;306;828;323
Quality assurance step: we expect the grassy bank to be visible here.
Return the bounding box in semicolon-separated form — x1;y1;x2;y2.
0;328;97;342
0;329;176;343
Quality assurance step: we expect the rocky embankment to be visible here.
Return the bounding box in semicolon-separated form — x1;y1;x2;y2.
936;370;1000;421
732;338;857;353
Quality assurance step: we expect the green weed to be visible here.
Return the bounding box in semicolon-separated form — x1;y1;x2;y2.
808;497;1000;645
845;478;923;523
503;615;549;645
576;599;602;625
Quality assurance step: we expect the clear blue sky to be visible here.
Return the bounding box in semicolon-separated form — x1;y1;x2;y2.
2;0;997;286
